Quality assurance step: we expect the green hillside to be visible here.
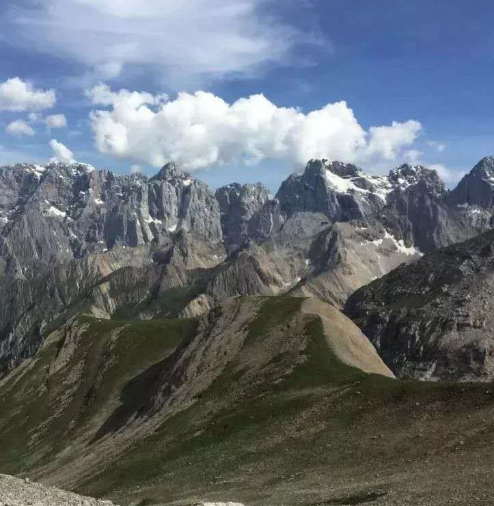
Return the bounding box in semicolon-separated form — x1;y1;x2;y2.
1;297;494;506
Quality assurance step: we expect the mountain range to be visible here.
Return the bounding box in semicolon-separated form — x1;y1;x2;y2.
3;156;494;504
1;156;494;375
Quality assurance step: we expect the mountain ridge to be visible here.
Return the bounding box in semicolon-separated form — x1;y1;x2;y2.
0;156;494;375
345;227;494;381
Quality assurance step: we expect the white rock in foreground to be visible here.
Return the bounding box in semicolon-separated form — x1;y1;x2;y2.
198;503;245;506
0;474;118;506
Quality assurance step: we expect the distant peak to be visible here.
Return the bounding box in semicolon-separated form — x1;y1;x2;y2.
471;156;494;178
151;162;192;182
479;156;494;164
388;164;444;194
303;159;364;179
323;160;364;178
390;163;438;180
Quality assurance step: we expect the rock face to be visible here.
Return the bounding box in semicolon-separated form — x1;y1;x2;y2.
277;160;392;222
447;156;494;208
0;474;117;506
215;182;271;253
0;161;225;374
345;229;494;382
0;156;494;375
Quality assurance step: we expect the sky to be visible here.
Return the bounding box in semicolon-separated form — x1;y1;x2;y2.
0;0;493;191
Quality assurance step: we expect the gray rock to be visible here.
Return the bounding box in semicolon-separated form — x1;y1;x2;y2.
447;156;494;208
344;228;494;381
0;473;118;506
215;182;271;253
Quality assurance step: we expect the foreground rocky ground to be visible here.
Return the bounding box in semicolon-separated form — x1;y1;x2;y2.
0;474;117;506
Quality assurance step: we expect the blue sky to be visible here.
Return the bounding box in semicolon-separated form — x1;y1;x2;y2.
0;0;492;190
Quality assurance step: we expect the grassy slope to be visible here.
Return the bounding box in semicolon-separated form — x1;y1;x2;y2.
0;316;197;476
79;299;494;506
1;297;494;505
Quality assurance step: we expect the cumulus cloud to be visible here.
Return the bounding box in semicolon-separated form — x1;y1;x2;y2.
429;164;465;187
130;164;142;174
87;84;423;171
428;141;446;153
45;114;68;129
6;120;36;137
49;139;76;164
0;78;56;112
7;0;317;87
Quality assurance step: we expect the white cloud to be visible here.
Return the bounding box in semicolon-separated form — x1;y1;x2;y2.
7;0;320;88
87;84;423;171
45;114;68;129
6;120;36;137
429;164;465;187
49;139;76;164
428;141;446;153
367;121;422;160
28;113;42;122
403;149;423;165
0;78;56;111
130;164;142;174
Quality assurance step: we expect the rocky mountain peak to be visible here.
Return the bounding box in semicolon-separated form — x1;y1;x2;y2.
447;155;494;208
323;160;364;178
388;164;444;192
151;162;193;184
215;182;272;253
472;156;494;177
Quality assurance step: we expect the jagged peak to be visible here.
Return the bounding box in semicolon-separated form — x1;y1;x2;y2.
303;159;364;179
388;164;444;190
216;181;270;196
469;156;494;178
390;163;433;177
151;161;192;182
322;160;364;178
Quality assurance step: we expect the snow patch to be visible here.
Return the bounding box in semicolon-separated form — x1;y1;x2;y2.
45;205;66;218
360;238;384;247
360;231;422;257
324;169;358;193
145;216;163;225
384;231;422;256
323;168;393;203
33;165;46;177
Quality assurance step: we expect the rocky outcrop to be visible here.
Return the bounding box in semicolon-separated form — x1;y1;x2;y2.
447;156;494;208
276;160;390;222
215;182;271;253
344;229;494;381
